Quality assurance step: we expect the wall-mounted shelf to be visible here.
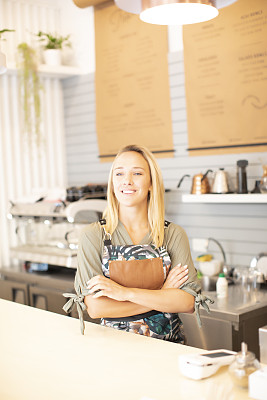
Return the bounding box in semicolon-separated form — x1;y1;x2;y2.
6;63;85;79
182;193;267;203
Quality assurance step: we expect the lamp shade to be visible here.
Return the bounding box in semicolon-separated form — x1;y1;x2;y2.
141;1;218;25
115;0;238;25
0;50;7;74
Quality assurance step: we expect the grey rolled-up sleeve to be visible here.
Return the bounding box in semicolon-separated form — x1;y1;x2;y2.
180;281;214;327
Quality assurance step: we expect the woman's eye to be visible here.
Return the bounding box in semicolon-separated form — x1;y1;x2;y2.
134;172;142;176
115;172;123;176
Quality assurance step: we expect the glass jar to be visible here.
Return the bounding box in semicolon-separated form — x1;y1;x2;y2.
260;165;267;193
228;342;261;388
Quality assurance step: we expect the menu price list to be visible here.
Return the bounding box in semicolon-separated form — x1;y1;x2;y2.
183;0;267;155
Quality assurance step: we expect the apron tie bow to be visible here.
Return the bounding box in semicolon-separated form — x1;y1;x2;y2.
63;292;87;334
194;293;214;327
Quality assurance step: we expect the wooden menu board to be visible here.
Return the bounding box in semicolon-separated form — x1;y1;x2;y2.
94;3;174;162
183;0;267;156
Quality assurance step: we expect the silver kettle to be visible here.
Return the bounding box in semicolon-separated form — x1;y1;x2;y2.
212;168;229;194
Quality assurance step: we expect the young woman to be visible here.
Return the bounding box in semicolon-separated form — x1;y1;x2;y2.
64;145;209;342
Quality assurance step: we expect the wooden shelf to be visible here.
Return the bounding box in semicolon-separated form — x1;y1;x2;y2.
6;63;85;79
182;193;267;203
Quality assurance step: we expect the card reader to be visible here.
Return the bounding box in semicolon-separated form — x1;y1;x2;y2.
178;349;236;380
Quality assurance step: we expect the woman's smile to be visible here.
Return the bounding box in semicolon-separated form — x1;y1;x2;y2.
121;188;136;194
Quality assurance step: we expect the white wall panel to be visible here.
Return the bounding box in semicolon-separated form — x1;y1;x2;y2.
0;0;67;269
62;51;267;268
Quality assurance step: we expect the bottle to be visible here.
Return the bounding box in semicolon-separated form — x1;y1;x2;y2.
237;160;248;194
216;272;228;298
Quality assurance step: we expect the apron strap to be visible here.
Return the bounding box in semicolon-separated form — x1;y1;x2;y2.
101;219;171;228
164;220;171;228
99;218;112;245
100;219;171;246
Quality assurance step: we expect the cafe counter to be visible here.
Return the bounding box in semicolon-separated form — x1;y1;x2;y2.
0;298;257;400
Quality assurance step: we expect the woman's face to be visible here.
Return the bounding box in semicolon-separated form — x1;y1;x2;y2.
112;151;152;209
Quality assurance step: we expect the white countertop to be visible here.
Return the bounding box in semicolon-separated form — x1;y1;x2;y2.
0;299;256;400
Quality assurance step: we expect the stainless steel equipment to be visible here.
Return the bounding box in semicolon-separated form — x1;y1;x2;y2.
180;285;267;359
7;197;107;269
66;184;107;202
250;253;267;286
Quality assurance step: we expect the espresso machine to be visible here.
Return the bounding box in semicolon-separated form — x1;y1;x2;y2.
7;186;107;270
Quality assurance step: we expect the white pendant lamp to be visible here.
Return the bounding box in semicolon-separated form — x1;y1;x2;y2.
141;1;218;25
115;0;238;25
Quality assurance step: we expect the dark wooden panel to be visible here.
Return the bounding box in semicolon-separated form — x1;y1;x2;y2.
29;285;68;315
0;279;29;305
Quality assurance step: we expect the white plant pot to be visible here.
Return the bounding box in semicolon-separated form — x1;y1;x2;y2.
43;49;62;67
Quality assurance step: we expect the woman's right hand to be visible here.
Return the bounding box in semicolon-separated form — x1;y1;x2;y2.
162;263;188;289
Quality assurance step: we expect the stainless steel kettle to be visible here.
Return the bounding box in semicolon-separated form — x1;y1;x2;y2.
212;168;229;194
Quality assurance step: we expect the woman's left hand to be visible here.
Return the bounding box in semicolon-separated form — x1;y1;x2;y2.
87;275;129;301
162;263;188;289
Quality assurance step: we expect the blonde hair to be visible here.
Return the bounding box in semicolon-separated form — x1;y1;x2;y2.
103;144;165;248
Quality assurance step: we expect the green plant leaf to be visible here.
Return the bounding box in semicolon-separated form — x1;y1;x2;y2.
35;31;71;50
17;42;43;150
0;29;15;41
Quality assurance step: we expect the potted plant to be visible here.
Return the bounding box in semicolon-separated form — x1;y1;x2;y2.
17;42;43;149
0;29;15;74
35;31;71;66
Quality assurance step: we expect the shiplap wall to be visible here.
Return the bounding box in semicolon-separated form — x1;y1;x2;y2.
0;0;67;268
62;51;267;267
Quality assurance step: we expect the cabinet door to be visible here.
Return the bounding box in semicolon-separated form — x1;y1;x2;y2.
0;279;29;305
29;285;67;315
237;311;267;360
180;312;233;351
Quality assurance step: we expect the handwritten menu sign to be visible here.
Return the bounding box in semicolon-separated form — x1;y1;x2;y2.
94;3;174;161
183;0;267;156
